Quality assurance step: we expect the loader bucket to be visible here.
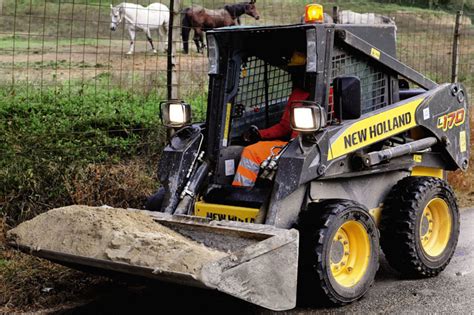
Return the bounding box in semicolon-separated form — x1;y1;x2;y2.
8;210;299;311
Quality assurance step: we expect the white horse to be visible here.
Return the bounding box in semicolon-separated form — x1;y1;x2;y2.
110;2;170;55
338;10;395;25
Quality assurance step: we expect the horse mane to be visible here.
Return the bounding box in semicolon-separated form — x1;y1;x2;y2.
223;3;248;19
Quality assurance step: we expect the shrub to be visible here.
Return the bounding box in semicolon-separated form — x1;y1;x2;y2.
0;83;165;224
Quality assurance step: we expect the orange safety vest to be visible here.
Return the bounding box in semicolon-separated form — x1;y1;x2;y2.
232;140;287;187
232;88;309;187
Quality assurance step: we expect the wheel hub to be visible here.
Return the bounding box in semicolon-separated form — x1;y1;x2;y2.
329;221;370;288
420;209;433;240
420;198;452;257
330;232;350;269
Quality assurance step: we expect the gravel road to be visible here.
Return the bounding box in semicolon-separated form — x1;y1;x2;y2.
64;208;474;314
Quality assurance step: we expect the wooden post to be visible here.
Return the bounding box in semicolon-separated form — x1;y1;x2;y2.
451;10;462;83
167;0;181;100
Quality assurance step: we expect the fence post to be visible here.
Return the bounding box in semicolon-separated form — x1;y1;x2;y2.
451;10;463;83
332;6;339;23
167;0;181;100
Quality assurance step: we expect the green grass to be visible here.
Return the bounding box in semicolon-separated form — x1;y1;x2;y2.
0;60;107;69
0;84;158;220
0;79;207;224
0;36;111;51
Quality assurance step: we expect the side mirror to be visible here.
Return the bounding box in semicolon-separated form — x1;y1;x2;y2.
333;76;361;120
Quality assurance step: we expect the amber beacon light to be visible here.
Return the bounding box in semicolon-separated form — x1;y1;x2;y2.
305;4;324;23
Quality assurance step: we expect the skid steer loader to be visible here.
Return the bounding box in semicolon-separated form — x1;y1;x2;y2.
9;4;470;311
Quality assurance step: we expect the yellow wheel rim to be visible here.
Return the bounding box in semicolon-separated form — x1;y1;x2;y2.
330;221;371;288
420;198;452;257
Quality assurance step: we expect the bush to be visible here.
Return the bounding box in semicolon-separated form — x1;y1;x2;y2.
0;83;167;224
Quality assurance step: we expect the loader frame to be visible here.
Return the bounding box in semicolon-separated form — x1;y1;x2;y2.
158;23;469;229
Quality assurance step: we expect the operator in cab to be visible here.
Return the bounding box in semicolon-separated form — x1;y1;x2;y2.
232;51;310;187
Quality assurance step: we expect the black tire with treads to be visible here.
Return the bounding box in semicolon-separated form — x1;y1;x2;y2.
296;200;380;306
380;176;460;278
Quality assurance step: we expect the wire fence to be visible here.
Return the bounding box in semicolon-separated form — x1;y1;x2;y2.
0;1;471;106
0;0;472;220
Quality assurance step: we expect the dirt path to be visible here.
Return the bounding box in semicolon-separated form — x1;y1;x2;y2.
0;42;208;84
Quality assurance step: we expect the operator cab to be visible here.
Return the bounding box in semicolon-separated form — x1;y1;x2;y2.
158;14;401;221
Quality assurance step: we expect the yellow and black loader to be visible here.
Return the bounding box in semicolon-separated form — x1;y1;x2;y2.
10;4;470;311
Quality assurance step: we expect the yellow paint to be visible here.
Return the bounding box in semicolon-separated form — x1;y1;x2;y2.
460;130;467;153
411;166;444;179
369;207;382;227
420;198;452;257
194;201;259;223
330;221;371;288
328;98;424;160
413;154;423;163
222;103;232;147
370;48;381;60
437;108;466;131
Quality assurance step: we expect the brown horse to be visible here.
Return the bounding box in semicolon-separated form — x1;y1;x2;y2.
181;1;260;54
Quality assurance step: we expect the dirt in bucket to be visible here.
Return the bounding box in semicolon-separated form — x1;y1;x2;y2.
7;206;226;276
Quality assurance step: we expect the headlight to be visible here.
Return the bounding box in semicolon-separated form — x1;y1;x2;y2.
160;100;192;128
290;103;326;133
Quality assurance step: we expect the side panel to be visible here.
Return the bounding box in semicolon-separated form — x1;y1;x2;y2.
310;170;409;210
336;24;397;58
158;127;203;214
322;83;469;173
327;96;425;161
414;83;470;171
265;185;307;229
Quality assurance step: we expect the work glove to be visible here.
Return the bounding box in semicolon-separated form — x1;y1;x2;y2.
242;125;261;144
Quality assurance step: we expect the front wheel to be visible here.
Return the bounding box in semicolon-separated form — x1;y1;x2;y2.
145;187;165;212
297;200;380;305
380;176;460;277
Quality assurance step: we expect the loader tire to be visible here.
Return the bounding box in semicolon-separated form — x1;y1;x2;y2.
145;187;165;212
297;200;379;305
380;176;459;278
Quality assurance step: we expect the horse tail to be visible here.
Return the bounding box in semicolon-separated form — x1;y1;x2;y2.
181;8;192;54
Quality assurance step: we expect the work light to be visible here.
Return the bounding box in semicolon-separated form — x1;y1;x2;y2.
290;102;326;133
160;100;192;128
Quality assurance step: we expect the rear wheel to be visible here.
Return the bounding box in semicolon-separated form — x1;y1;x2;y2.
380;176;459;277
297;200;379;305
